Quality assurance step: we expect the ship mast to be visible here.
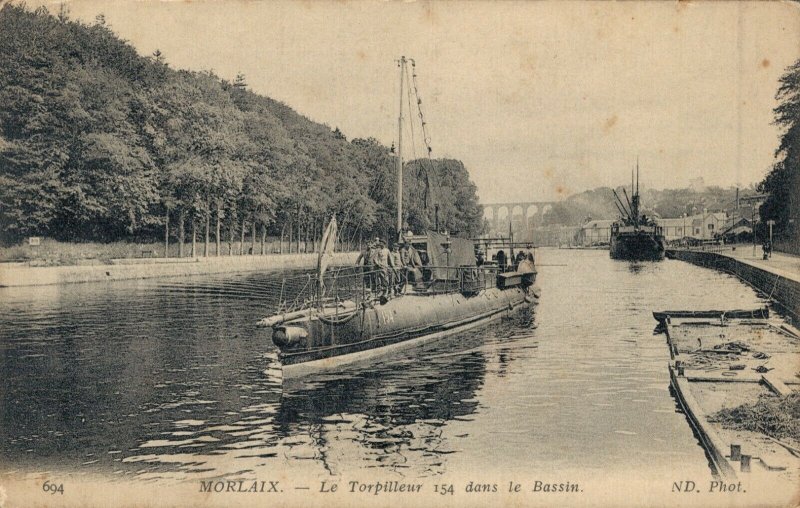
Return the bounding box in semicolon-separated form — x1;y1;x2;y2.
396;56;406;237
631;159;640;228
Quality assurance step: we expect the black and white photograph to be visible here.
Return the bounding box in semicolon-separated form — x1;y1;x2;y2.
0;1;799;506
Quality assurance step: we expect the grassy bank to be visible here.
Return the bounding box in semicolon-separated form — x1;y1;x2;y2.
0;238;358;266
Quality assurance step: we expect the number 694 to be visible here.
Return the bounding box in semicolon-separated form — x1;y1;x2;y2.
43;480;64;494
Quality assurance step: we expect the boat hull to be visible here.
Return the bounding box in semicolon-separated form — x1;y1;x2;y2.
609;232;666;261
273;286;537;378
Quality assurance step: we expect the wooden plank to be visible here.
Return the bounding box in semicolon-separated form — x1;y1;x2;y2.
683;370;800;385
683;368;761;383
653;308;769;322
780;324;800;339
762;373;793;396
669;366;738;480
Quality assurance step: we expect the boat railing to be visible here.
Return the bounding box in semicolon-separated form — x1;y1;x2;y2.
277;265;501;312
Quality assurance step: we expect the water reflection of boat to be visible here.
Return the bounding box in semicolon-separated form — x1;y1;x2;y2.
272;329;495;475
276;337;487;425
258;57;539;378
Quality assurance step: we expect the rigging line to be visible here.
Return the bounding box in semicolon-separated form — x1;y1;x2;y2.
405;65;419;166
768;273;782;301
402;62;427;213
409;60;440;208
410;60;433;156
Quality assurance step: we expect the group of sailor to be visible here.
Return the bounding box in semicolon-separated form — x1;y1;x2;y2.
357;238;537;299
355;238;425;298
488;245;536;274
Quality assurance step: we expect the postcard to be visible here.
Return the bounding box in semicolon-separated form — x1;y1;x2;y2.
1;1;798;507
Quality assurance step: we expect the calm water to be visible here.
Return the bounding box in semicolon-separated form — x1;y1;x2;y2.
0;249;779;482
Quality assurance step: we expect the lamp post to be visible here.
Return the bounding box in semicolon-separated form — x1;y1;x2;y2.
702;208;707;243
752;206;757;256
767;219;775;259
682;213;687;247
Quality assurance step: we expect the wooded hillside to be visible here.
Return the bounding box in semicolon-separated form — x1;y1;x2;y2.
542;185;751;226
759;58;800;250
0;4;484;249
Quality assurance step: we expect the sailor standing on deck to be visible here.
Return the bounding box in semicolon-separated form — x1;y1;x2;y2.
525;244;535;264
400;239;423;287
370;239;392;299
389;243;403;295
355;239;376;291
514;250;526;271
496;250;507;273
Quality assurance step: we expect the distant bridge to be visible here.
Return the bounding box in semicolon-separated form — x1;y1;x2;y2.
482;201;557;236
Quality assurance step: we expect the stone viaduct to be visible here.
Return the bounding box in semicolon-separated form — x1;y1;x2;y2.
482;201;557;236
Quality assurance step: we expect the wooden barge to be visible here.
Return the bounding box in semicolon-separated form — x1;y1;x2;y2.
654;309;800;483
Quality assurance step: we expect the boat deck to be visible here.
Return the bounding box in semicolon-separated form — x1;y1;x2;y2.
659;313;800;484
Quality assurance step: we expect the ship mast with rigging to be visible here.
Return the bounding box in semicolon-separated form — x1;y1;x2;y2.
396;56;406;236
395;56;437;239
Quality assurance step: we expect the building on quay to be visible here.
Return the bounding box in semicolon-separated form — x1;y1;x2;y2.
577;210;754;247
657;211;727;242
576;219;615;246
657;210;754;243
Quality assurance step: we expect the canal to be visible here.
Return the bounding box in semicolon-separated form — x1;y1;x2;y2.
0;249;779;482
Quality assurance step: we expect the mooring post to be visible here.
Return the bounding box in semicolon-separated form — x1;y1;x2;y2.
730;444;741;461
740;454;751;472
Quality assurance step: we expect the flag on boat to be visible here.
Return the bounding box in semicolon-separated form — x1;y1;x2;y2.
317;216;338;294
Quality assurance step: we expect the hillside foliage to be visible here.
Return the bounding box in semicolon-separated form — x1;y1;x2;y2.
0;4;484;248
759;58;800;242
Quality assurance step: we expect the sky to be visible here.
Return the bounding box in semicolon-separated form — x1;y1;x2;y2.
23;0;800;204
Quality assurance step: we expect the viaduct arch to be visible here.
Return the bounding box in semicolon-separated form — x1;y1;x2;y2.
482;201;557;236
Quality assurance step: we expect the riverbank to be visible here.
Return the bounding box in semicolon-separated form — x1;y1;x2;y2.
666;247;800;322
0;237;360;266
0;252;358;287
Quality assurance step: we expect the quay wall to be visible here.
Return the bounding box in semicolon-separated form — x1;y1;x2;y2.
667;249;800;322
0;252;359;287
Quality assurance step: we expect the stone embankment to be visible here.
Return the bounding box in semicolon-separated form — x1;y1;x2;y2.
0;252;358;287
667;248;800;322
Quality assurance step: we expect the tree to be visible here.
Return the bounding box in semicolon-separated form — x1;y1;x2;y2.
151;49;164;64
404;159;483;236
0;4;486;249
759;58;800;245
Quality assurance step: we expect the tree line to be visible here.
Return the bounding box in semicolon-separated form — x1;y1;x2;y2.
0;4;484;252
759;57;800;247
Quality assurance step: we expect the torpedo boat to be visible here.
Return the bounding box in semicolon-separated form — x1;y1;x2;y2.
258;57;539;378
